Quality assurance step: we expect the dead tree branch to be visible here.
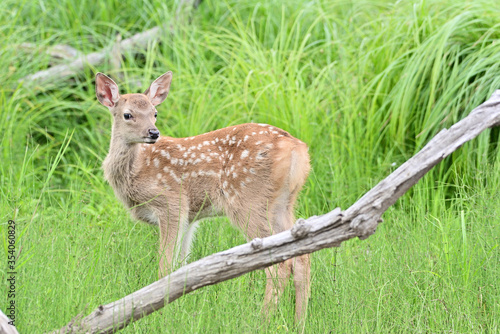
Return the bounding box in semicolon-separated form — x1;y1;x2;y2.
20;27;161;87
20;0;203;87
0;309;19;334
49;91;500;333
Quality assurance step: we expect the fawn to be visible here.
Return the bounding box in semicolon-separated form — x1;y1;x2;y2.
95;71;311;320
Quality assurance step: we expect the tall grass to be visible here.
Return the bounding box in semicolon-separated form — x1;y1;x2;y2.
1;0;499;332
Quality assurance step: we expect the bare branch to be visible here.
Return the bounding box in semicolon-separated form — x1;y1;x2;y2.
19;43;81;60
20;27;161;87
49;91;500;333
0;309;19;334
20;0;204;87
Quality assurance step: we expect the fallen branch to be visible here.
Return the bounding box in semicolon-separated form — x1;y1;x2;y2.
20;0;203;87
0;309;19;334
50;90;500;333
19;43;81;60
20;27;161;86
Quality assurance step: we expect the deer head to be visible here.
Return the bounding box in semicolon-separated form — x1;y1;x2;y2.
95;72;173;145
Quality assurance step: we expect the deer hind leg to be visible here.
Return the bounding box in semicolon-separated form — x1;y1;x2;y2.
273;142;311;321
293;252;310;322
287;190;311;321
271;193;311;322
263;258;293;314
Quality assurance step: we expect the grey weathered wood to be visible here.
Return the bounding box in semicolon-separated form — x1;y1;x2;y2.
50;90;500;333
0;309;20;334
20;27;161;86
19;43;81;60
20;1;203;87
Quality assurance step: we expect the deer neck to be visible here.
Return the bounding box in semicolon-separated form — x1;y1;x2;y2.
103;132;141;203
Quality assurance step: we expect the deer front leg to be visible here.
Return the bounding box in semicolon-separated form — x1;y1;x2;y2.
158;210;188;278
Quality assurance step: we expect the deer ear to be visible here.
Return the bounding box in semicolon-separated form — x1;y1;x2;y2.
95;73;120;108
144;71;172;106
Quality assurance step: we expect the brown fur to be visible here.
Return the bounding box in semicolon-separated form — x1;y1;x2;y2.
96;72;311;320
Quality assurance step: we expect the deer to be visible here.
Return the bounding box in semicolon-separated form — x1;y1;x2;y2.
95;71;311;320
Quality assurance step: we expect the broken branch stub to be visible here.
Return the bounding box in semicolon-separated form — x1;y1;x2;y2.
50;90;500;333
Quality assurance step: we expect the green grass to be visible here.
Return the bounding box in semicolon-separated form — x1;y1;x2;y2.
1;0;500;332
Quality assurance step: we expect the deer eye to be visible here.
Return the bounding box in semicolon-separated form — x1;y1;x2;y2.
124;113;132;120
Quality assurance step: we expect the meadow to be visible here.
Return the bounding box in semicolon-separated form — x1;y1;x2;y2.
1;0;499;332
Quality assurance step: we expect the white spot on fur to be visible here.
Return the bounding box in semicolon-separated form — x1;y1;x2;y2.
146;156;151;166
203;141;210;146
249;168;256;174
161;150;170;159
171;157;178;165
169;170;181;183
157;173;162;179
206;170;217;177
154;158;160;168
241;150;249;159
223;181;228;188
258;123;267;126
252;132;256;135
243;135;249;142
200;153;206;160
256;141;262;145
152;147;156;152
233;172;238;178
193;158;201;165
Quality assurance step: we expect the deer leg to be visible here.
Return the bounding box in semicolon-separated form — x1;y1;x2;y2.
178;221;199;266
263;258;293;315
158;208;189;277
293;253;310;322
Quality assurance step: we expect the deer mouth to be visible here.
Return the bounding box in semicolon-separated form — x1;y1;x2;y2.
143;137;157;144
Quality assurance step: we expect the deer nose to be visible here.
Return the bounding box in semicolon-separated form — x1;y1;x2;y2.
148;129;160;139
